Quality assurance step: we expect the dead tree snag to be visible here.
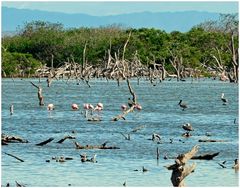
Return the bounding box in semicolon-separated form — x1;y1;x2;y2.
165;145;199;187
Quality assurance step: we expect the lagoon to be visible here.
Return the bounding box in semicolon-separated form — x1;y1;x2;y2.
1;78;239;186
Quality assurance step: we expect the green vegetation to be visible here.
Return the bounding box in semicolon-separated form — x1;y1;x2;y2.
2;14;238;81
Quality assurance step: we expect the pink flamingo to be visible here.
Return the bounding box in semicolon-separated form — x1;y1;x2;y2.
72;103;79;110
94;103;103;116
97;103;103;109
134;104;142;111
121;104;128;111
83;103;94;117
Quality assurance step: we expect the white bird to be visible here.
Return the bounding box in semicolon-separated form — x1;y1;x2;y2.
221;93;228;104
47;104;54;111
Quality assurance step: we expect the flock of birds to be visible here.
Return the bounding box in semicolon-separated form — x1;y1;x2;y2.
6;88;236;186
8;92;228;118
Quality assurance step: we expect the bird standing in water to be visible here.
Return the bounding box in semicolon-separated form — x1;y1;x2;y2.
221;93;228;105
178;100;188;111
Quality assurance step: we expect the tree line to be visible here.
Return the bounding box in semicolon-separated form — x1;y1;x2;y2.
2;14;238;82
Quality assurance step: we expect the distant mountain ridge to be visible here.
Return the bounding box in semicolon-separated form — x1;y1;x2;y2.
2;7;221;33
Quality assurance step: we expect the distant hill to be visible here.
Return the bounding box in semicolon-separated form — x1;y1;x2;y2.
2;7;220;33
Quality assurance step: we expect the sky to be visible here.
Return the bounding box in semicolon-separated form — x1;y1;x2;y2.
2;1;239;16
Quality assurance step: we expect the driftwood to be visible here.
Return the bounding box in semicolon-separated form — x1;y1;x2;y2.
2;134;28;144
191;152;219;160
74;142;120;150
165;145;199;187
131;125;145;133
4;152;24;162
57;135;76;143
2;141;8;145
198;139;225;142
36;137;54;146
30;81;44;106
87;116;102;121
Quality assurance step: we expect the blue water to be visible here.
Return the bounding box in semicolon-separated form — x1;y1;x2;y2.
1;78;239;187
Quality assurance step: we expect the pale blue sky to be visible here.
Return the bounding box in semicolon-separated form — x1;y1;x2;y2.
2;1;238;16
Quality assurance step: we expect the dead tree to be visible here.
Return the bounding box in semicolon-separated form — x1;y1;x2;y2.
30;82;44;106
168;50;184;81
165;145;199;187
112;79;137;121
2;134;28;143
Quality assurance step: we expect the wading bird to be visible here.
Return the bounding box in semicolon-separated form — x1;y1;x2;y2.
221;93;228;105
121;104;128;111
47;104;54;111
182;123;194;131
72;103;79;110
178;100;188;111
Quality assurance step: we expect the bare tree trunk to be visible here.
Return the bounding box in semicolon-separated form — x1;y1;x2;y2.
112;79;137;121
230;33;238;82
165;145;199;187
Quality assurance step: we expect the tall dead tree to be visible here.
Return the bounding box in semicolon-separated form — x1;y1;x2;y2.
169;50;184;81
112;78;137;121
165;145;199;187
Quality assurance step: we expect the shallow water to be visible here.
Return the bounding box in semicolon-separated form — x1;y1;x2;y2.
1;78;239;187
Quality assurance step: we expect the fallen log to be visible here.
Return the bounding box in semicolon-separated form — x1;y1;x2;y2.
87;116;102;121
74;142;120;149
191;152;219;160
165;145;199;187
36;137;54;146
4;152;24;162
2;134;28;143
57;135;76;144
2;141;8;145
198;139;225;142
